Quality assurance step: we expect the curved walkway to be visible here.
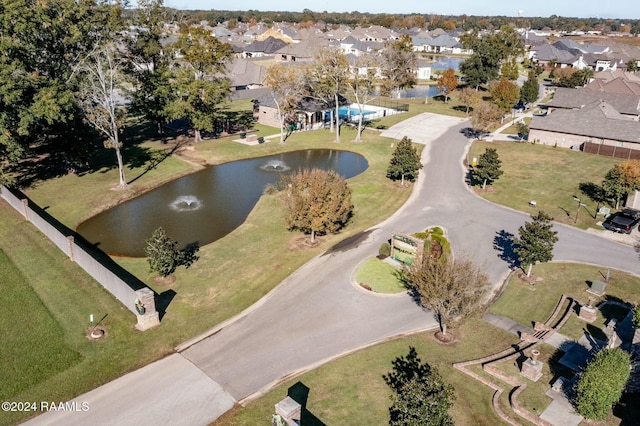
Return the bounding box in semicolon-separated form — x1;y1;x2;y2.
27;113;640;426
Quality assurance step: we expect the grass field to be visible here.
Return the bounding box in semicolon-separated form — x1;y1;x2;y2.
468;141;621;229
354;257;406;293
216;321;517;426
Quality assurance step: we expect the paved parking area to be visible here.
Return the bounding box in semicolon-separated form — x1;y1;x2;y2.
380;113;466;144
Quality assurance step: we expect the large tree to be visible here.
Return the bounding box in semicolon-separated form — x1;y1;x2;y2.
308;48;350;142
346;56;377;142
265;63;306;144
123;0;175;136
471;101;503;136
380;35;417;98
281;168;353;243
458;87;481;115
470;147;503;189
603;160;640;209
0;0;123;184
460;25;523;90
436;68;458;103
408;254;490;336
489;78;520;115
168;26;232;142
76;45;129;189
387;136;423;186
574;347;631;421
383;347;455;426
514;211;558;277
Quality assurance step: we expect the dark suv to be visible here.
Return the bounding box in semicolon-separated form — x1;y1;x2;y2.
603;209;640;234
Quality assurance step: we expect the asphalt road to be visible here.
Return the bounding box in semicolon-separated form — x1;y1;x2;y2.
26;113;640;425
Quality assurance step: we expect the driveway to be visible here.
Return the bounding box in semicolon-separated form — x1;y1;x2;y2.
26;113;640;425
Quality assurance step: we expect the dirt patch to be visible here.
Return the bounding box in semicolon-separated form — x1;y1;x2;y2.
432;330;459;345
85;327;107;340
517;273;544;285
153;275;176;285
287;234;324;251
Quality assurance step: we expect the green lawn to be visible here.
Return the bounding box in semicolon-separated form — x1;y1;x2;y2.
354;258;406;293
0;203;169;426
468;141;620;230
217;321;517;426
490;263;640;330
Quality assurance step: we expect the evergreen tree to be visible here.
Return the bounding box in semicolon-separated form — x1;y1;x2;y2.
574;348;631;420
145;227;198;277
514;211;558;277
387;136;423;186
520;69;540;105
384;347;455;426
470;147;503;189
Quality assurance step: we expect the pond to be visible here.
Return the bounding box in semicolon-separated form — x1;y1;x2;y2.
77;149;368;257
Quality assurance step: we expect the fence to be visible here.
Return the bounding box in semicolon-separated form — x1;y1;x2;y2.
582;142;640;160
368;99;410;112
1;185;145;315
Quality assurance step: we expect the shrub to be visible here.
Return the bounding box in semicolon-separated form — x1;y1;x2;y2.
632;305;640;329
379;242;391;258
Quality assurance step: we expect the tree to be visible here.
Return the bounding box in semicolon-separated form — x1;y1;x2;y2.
408;254;490;336
500;57;519;80
169;26;233;142
470;147;503;189
632;304;640;329
347;56;377;141
627;59;639;72
145;227;198;278
0;0;124;184
123;0;175;136
77;45;129;189
265;64;306;144
436;68;458;103
514;211;558;277
387;136;423;186
520;69;540;105
471;101;503;136
458;87;481;115
380;35;417;98
603;160;640;209
383;347;455;426
517;121;529;141
309;48;350;142
281;169;353;243
574;347;631;420
489;78;520;115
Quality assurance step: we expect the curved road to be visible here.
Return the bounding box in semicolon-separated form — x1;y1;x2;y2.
28;114;640;426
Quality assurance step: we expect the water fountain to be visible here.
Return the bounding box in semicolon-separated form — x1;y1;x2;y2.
261;159;290;172
170;195;202;211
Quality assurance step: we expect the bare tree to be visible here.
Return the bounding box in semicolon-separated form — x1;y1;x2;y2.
77;44;128;189
408;254;490;335
265;64;306;144
346;56;376;142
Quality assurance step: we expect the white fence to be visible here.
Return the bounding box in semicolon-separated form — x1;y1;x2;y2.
1;185;144;314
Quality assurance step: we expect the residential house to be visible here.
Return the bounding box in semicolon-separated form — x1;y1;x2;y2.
416;60;432;80
529;100;640;153
241;36;288;58
226;58;268;91
254;92;348;130
274;35;328;62
545;87;640;118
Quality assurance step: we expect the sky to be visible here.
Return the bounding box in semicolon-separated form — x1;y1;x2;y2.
163;0;640;20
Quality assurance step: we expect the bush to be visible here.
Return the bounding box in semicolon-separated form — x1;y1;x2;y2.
632;305;640;329
379;242;391;258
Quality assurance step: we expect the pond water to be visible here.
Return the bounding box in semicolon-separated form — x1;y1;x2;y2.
77;149;368;257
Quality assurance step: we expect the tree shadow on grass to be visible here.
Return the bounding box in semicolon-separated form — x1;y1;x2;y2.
493;230;520;270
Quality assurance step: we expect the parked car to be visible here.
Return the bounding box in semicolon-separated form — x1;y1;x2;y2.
603;209;640;234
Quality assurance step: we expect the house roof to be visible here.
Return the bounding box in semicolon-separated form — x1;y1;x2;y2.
547;87;640;116
227;59;268;87
593;70;640;83
255;91;347;112
274;36;328;59
243;36;288;54
584;77;640;96
530;100;640;144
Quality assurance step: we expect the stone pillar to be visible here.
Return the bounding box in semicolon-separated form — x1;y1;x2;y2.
521;349;543;382
135;288;160;331
275;396;301;426
579;297;598;322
